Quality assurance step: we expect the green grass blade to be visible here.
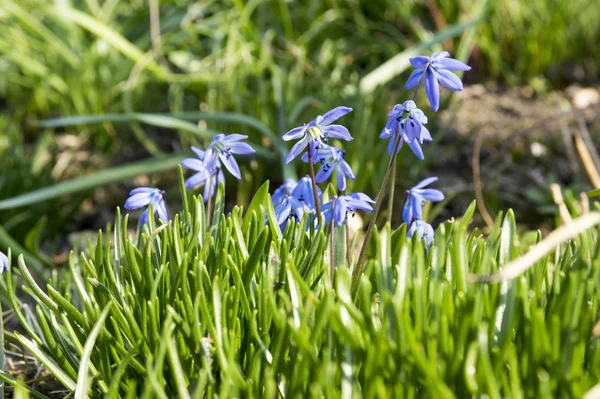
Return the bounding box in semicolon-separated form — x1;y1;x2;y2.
0;153;184;210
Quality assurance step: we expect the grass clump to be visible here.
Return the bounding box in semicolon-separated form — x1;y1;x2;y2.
2;182;600;398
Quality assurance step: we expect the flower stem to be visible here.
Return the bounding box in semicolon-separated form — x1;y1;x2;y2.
352;134;402;294
206;172;215;231
386;162;396;225
306;146;322;220
342;190;352;267
330;199;335;283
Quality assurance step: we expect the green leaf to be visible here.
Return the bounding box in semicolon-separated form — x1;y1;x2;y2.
75;303;113;399
0;153;184;210
587;188;600;198
243;181;269;232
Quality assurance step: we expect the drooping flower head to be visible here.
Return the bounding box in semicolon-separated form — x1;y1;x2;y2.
273;176;321;231
124;187;169;225
380;101;432;160
301;145;355;191
272;178;297;208
408;220;434;248
402;177;444;225
322;193;375;226
203;134;255;179
283;106;353;163
181;146;211;189
0;251;9;273
405;52;471;111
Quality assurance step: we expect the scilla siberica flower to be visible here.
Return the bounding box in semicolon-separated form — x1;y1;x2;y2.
203;134;255;179
181;147;226;201
405;51;471;112
272;178;297;207
282;106;353;163
402;177;444;224
380;101;432;160
301;145;355;191
124;187;169;225
407;220;434;248
322;193;375;226
273;176;321;231
0;251;8;273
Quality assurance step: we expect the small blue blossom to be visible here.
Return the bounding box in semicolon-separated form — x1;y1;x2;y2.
407;220;434;248
322;193;375;226
301;145;355;191
0;251;9;273
405;51;471;111
292;176;322;211
272;178;297;208
202;169;226;201
380;102;432;160
124;187;169;225
181;146;211;189
203;134;255;179
402;177;444;224
282;106;353;163
273;176;321;231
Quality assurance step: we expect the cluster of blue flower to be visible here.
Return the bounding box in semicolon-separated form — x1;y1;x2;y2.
0;51;469;274
121;52;469;246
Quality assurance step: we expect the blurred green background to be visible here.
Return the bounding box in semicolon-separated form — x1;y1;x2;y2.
0;0;598;266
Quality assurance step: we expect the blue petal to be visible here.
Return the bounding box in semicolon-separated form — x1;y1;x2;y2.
185;171;209;188
129;187;156;195
407;137;424;160
409;56;430;69
336;171;346;191
315;162;335;183
404;69;423;90
424;69;440;111
286;137;309;163
221;134;248;143
434;57;471;71
283;126;306;141
124;192;153;210
339;159;355;180
387;133;403;156
324;125;353;141
431;51;450;59
155;200;169;222
402;199;413;224
414;176;438;189
347;192;374;203
419;189;444;202
219;153;241;179
333;200;347;226
140;208;150;225
404;115;422;143
420;126;432;142
435;69;463;91
0;252;9;272
412;195;423;220
228;142;255;155
191;146;205;159
345;199;373;212
181;158;206;172
319;106;352;126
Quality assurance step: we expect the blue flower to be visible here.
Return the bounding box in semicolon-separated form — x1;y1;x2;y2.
272;178;297;208
302;145;355;191
407;220;434;248
282;106;353;163
322;193;375;226
124;187;169;225
292;176;322;212
402;177;444;224
380;102;432;160
181;146;211;188
404;51;471;111
204;134;255;179
273;176;321;231
0;251;8;273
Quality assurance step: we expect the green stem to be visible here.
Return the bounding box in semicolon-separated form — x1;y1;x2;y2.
352;134;402;294
386;162;397;225
206;171;215;231
330;199;335;283
306;146;322;220
342;189;352;267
